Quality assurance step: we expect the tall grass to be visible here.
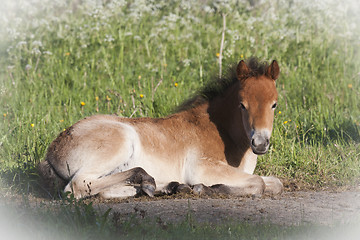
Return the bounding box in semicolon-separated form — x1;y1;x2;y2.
0;0;359;194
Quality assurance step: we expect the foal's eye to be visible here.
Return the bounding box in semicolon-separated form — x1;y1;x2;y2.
239;103;246;110
272;103;277;109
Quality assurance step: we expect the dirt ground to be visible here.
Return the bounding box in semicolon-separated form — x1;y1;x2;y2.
91;190;360;226
2;189;360;227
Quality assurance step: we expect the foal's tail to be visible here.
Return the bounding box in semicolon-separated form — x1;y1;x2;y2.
37;160;67;198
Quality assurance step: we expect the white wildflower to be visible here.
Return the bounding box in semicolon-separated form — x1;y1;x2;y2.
32;48;41;55
25;64;32;71
89;8;101;18
179;33;193;40
249;36;255;46
149;33;158;39
0;86;6;96
91;26;100;31
203;5;215;13
165;13;179;23
180;0;191;10
16;41;27;48
134;35;142;41
33;41;43;48
108;0;127;8
212;0;232;12
186;15;200;24
224;48;233;58
183;59;191;67
104;34;115;42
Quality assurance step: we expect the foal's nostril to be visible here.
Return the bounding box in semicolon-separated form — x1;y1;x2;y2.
250;131;271;154
251;137;269;148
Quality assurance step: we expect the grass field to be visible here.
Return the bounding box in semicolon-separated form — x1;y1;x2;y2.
0;0;359;238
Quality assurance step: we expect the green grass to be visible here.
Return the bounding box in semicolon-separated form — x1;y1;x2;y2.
0;0;359;237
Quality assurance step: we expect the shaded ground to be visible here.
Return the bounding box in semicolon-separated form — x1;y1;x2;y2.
1;190;360;240
91;190;360;226
1;189;360;227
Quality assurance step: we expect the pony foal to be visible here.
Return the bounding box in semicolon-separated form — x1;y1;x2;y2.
38;58;283;199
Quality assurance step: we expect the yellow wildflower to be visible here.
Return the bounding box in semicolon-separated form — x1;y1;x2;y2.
106;95;111;101
95;96;99;101
59;119;64;123
31;123;35;128
65;52;70;56
241;54;244;58
348;84;353;89
216;53;220;57
80;101;86;106
278;111;282;114
284;121;288;124
138;75;141;80
174;82;178;87
139;94;144;98
3;113;6;117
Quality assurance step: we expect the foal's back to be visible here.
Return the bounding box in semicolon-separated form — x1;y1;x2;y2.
44;104;225;187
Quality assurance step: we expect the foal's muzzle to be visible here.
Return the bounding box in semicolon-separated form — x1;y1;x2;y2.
250;130;270;155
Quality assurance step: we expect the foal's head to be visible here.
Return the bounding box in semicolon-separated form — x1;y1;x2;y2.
236;59;279;155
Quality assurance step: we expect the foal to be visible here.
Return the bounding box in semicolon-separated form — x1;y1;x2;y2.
38;58;283;199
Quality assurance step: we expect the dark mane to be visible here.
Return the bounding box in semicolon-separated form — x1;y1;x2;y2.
176;57;269;112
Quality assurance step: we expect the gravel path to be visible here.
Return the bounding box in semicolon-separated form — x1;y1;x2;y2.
98;191;360;226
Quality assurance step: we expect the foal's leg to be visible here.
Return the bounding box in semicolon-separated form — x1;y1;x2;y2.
194;164;266;196
64;167;156;199
98;168;156;199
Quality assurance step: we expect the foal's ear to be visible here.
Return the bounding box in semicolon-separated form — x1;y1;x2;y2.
266;60;280;80
236;60;250;80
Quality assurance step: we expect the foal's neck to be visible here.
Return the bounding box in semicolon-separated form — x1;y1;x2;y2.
206;85;255;168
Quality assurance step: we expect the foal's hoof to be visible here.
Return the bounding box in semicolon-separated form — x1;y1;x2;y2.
211;184;232;195
164;181;180;195
193;184;213;195
163;182;192;195
261;176;283;195
141;181;155;197
176;184;192;194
